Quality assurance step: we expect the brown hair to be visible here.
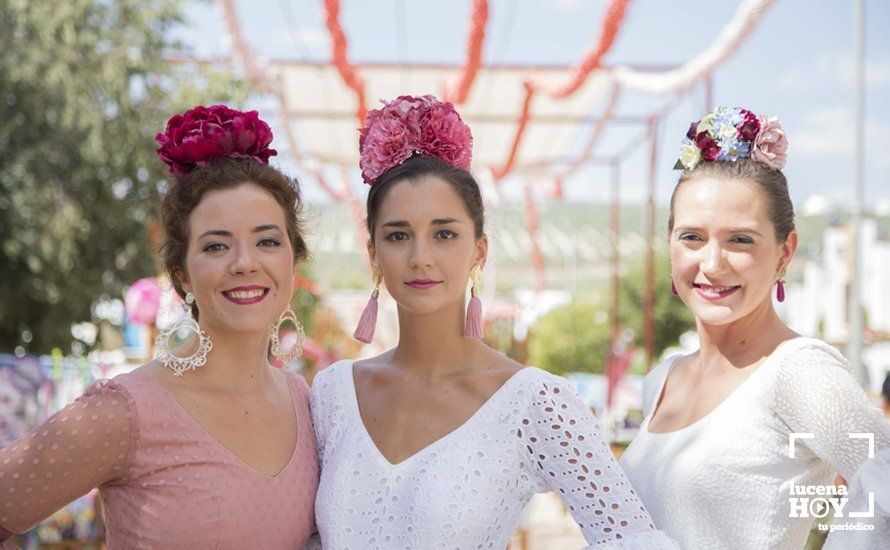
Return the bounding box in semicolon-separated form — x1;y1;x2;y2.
365;156;485;243
668;158;795;242
160;157;308;317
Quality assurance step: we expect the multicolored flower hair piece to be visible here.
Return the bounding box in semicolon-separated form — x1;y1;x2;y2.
675;106;788;171
156;105;277;175
359;95;473;184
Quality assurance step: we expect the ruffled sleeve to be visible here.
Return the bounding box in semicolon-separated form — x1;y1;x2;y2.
0;379;135;539
519;371;679;549
772;342;890;547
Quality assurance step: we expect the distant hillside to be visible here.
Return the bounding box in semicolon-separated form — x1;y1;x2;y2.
303;201;890;292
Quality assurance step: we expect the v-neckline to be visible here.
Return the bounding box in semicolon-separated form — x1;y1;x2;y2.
133;371;301;479
347;361;531;467
644;336;810;435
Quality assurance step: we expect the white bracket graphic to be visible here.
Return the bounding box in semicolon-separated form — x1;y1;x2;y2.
847;433;876;518
788;432;814;459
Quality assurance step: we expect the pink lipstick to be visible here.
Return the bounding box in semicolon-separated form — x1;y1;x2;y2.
693;282;741;301
405;279;442;290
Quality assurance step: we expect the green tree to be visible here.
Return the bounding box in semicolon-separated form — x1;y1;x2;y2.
528;252;696;376
528;299;612;375
0;0;249;353
618;252;696;361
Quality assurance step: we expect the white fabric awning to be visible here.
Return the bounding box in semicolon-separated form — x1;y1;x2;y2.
269;62;618;173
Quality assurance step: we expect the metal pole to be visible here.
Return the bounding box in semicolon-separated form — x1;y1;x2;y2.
645;119;658;370
610;161;621;352
705;76;713;113
848;0;867;386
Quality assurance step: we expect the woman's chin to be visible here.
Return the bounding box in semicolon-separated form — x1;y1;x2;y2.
688;304;741;327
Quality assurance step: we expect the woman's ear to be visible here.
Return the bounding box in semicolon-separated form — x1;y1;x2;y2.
474;234;489;270
367;242;377;267
779;230;798;269
175;268;191;294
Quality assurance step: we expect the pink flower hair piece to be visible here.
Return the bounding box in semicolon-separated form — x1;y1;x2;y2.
156;105;277;175
359;95;473;184
752;115;789;171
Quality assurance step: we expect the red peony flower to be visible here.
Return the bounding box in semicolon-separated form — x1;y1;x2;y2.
702;143;722;161
155;105;277;175
694;131;716;151
359;95;473;184
736;109;761;142
686;121;699;140
694;132;721;160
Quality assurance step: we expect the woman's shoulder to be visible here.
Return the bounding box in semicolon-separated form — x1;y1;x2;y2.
509;367;586;410
308;359;353;396
773;337;850;373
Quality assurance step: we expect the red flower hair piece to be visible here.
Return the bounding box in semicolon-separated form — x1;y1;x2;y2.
156;105;277;175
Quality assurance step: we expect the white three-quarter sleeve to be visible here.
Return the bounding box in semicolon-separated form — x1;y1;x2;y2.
519;372;679;549
773;343;890;549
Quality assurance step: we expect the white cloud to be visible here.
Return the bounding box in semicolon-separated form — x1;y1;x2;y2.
270;26;330;58
779;53;890;93
793;106;890;168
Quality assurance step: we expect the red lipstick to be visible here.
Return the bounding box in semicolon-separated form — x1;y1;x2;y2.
221;285;269;305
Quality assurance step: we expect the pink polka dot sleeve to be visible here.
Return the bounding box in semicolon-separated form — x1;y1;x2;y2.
0;379;134;538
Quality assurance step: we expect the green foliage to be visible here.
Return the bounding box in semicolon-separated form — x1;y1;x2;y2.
529;252;696;376
0;0;250;353
618;252;696;363
528;299;612;376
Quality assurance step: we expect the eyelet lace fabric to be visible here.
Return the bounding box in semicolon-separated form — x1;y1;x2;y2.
308;361;678;549
0;371;318;548
620;337;890;550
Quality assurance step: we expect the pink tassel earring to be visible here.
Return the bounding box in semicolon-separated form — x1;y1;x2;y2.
464;265;484;339
775;265;787;303
354;267;382;344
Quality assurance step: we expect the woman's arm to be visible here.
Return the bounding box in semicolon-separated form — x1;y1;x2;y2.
0;379;134;539
520;373;679;549
773;344;890;549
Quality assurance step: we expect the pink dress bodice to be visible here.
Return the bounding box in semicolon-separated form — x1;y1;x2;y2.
0;370;318;549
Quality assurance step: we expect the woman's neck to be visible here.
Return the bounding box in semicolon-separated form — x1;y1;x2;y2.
188;325;277;392
390;300;483;379
695;298;797;369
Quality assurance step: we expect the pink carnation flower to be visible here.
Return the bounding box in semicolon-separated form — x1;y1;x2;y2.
359;95;473;184
156;105;277;175
752;116;788;170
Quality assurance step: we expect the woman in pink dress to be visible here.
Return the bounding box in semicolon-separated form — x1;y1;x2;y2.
0;105;318;548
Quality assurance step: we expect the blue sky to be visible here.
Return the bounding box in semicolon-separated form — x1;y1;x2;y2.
172;0;890;211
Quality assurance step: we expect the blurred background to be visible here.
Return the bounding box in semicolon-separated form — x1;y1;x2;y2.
1;0;888;546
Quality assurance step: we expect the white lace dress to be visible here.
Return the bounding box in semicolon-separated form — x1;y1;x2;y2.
620;337;890;550
308;361;679;549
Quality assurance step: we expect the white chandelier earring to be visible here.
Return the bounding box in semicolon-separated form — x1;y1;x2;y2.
270;308;305;364
154;291;213;377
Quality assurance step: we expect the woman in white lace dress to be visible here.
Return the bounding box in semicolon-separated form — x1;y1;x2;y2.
619;107;890;549
307;96;678;549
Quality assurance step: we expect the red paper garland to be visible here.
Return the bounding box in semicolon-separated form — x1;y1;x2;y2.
323;0;368;123
445;0;490;104
493;0;630;180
